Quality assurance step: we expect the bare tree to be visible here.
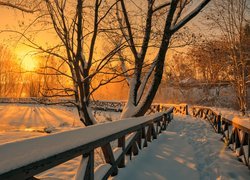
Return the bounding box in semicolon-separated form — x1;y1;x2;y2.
167;53;195;85
113;0;211;118
19;0;125;126
188;39;229;83
1;0;129;126
0;0;41;13
0;45;23;97
205;0;250;115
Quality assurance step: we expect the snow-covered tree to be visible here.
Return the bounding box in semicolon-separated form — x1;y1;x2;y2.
36;0;127;126
4;0;125;126
205;0;250;115
114;0;211;118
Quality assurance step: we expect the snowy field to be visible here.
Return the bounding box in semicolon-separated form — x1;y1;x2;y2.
0;103;120;144
0;103;249;179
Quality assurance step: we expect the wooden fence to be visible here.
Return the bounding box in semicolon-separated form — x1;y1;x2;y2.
191;106;250;169
0;107;175;180
147;103;188;115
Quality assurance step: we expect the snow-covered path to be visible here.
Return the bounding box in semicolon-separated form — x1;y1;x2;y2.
115;115;249;180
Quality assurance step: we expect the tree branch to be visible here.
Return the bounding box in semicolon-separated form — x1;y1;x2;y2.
0;1;40;13
171;0;211;33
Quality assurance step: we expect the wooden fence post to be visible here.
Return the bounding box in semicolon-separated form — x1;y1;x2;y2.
162;114;167;130
137;129;142;149
185;104;188;115
84;151;94;180
118;136;125;168
217;115;221;133
156;105;160;112
248;136;250;169
101;143;118;176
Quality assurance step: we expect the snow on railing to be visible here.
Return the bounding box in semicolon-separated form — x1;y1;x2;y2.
90;100;126;112
0;107;174;180
191;106;250;169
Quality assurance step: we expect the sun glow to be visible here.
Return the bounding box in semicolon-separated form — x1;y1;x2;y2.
21;56;38;71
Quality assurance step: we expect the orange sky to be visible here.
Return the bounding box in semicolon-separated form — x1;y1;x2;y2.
0;6;58;68
1;1;237;72
0;2;205;61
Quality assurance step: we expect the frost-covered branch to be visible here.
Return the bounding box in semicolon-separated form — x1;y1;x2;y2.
136;59;157;104
171;0;211;33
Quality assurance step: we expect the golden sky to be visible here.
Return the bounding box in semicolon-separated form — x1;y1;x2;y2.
0;6;58;71
0;1;233;71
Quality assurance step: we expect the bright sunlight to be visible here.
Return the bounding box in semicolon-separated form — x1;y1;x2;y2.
21;56;37;71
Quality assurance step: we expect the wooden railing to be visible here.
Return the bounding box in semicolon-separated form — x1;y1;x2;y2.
191;106;250;169
90;100;126;112
173;103;188;115
147;103;188;115
0;108;174;180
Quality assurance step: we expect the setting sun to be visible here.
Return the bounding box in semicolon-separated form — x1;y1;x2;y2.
21;56;37;71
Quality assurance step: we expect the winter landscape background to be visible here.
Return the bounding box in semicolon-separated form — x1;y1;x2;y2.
0;0;249;179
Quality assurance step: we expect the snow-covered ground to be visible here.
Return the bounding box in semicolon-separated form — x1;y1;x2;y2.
0;103;120;143
115;115;249;180
0;104;249;179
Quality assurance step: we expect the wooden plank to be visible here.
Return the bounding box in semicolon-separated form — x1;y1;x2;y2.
156;121;159;135
158;121;162;133
117;136;125;168
234;128;241;151
137;129;142;149
84;151;94;180
143;136;148;147
152;123;157;139
123;133;139;154
105;132;139;178
217;115;221;133
146;125;152;142
248;135;250;168
132;141;139;156
142;127;148;147
101;143;118;176
238;132;247;164
162;115;167;130
142;127;146;138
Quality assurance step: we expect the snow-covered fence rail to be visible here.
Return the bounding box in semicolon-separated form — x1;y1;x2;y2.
0;108;174;180
90;100;126;112
191;106;250;169
147;103;188;115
